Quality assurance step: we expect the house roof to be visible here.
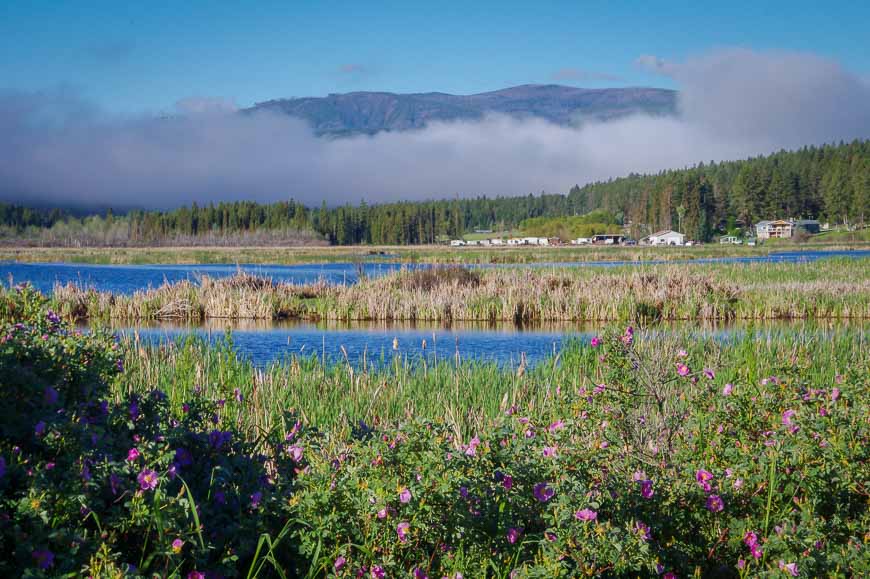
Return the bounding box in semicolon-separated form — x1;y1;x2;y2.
649;230;684;238
756;219;792;227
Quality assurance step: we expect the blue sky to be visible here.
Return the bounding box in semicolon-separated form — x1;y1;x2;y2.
2;0;869;113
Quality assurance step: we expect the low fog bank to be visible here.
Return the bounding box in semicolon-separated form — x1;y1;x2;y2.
1;49;869;209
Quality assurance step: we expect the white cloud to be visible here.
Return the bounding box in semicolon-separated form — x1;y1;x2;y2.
1;49;868;209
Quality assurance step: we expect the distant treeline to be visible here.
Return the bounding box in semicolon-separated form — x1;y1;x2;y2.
1;140;867;246
571;140;869;240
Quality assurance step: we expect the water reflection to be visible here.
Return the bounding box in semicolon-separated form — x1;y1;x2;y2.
96;317;867;369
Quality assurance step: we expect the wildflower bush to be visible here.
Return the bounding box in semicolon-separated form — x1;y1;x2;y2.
1;285;868;577
0;286;301;577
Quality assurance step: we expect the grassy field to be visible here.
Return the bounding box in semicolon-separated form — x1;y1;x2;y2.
46;258;870;323
2;237;869;265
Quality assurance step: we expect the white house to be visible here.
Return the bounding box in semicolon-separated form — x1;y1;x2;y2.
489;238;505;246
647;230;685;246
755;219;821;239
519;237;549;246
591;234;625;245
719;236;741;245
571;237;592;245
449;239;466;247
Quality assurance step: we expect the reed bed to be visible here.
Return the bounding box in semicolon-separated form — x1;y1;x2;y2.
44;259;870;323
43;258;870;322
113;326;867;436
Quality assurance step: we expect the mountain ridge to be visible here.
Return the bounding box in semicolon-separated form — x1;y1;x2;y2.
245;84;677;135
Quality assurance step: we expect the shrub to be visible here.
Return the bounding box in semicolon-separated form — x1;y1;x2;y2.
1;286;868;577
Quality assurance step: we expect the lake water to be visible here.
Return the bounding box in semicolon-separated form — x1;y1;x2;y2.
103;318;866;369
2;249;868;294
6;252;866;367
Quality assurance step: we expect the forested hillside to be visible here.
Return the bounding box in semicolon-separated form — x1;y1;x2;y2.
1;141;867;245
569;140;869;240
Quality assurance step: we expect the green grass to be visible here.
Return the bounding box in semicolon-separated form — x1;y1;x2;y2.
2;237;868;265
113;325;867;435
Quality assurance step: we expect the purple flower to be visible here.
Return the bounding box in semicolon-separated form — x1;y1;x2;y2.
722;383;734;396
778;561;799;576
234;388;243;402
533;482;554;502
174;448;193;467
208;430;232;450
548;420;565;432
639;479;654;499
542;446;558;458
676;363;690;377
703;369;715;380
781;409;797;426
590;336;601;348
502;474;513;491
43;386;59;405
397;521;410;542
171;538;184;554
187;572;205;579
129;401;139;421
250;491;263;509
575;508;597;521
399;487;412;503
413;568;428;579
287;445;303;462
32;549;54;570
506;527;522;544
126;448;141;462
137;469;159;491
705;494;724;513
371;565;385;578
464;436;480;456
34;421;46;436
334;556;347;571
831;387;840;401
635;520;651;540
695;469;714;492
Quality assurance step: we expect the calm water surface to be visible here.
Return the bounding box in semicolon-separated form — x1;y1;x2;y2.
99;318;866;369
2;249;868;294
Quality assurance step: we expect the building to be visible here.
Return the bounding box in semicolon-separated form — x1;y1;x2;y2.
449;239;466;247
755;220;793;239
719;236;741;245
489;238;505;246
755;219;820;239
646;230;685;246
570;237;592;245
591;234;625;245
794;220;821;234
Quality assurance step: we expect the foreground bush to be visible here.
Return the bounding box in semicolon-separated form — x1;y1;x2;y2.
1;285;868;577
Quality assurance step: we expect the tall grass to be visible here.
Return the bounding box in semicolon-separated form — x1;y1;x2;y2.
113;326;867;437
47;258;870;322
